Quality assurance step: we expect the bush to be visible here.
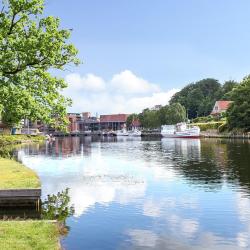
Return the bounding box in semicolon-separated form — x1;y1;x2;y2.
218;122;228;133
191;121;225;131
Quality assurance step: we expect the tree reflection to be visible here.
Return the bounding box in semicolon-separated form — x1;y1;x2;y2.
42;188;75;235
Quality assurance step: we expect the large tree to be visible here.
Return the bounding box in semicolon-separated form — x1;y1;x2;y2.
0;0;79;130
138;109;161;129
164;103;186;125
221;80;238;100
170;78;222;119
227;76;250;131
138;103;186;129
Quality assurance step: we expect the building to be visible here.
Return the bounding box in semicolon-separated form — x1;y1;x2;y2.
66;112;131;133
67;113;81;132
211;101;232;116
78;116;100;132
100;114;129;131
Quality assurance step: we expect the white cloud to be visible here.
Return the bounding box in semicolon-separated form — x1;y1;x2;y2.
110;70;160;94
63;70;178;114
127;229;159;247
65;73;106;92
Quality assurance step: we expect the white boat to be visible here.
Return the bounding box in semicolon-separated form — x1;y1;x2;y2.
115;128;129;136
161;123;200;138
128;128;142;137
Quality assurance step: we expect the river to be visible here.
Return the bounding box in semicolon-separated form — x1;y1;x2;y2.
15;137;250;250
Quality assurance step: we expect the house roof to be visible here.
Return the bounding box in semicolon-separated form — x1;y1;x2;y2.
211;100;232;114
100;114;129;123
215;100;232;110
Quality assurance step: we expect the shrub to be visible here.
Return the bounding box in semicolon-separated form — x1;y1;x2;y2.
191;121;224;131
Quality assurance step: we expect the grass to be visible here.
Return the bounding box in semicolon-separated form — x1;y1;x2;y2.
0;158;40;189
0;220;60;250
0;135;45;147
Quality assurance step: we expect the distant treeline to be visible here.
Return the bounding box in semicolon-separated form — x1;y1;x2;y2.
128;76;250;131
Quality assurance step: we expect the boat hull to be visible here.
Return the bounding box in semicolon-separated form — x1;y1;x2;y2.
161;134;200;138
161;125;200;138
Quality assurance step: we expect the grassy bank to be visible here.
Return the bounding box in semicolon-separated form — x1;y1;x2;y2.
0;135;45;147
0;158;40;189
0;220;60;250
0;142;60;249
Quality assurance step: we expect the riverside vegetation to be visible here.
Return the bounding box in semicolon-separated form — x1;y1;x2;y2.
128;76;250;133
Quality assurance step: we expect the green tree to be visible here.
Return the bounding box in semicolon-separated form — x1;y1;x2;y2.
139;109;161;129
164;103;186;125
170;78;221;118
0;0;79;130
138;103;186;129
221;80;238;100
227;76;250;131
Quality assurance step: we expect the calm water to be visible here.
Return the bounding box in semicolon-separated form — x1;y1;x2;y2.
15;137;250;250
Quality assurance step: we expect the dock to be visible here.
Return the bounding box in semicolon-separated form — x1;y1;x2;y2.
0;189;41;208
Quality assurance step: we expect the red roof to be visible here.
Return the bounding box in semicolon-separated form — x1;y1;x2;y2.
211;100;232;115
216;101;232;110
100;114;129;123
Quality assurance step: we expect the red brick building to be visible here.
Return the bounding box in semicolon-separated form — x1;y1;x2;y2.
67;113;81;132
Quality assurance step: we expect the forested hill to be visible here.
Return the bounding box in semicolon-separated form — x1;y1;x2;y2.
169;78;237;119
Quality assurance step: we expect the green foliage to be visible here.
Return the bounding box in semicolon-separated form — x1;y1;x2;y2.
138;103;186;129
0;0;79;130
192;114;226;123
221;80;238;100
42;188;75;222
0;134;44;147
191;121;225;131
227;76;250;131
138;108;160;129
42;188;75;236
218;122;228;133
163;103;186;125
170;78;237;119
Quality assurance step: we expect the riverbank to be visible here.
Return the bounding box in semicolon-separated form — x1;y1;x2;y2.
0;158;40;189
201;130;250;139
0;136;61;249
0;220;60;250
0;134;45;147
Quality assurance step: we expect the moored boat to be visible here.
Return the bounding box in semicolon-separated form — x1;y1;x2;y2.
114;128;129;136
161;123;200;138
128;128;141;137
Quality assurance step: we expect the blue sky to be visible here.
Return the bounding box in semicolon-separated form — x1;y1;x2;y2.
44;0;250;114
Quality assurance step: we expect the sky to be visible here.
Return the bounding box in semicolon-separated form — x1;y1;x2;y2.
44;0;250;115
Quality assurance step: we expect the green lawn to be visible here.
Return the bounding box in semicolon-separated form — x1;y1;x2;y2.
0;135;45;147
0;158;40;189
0;220;60;250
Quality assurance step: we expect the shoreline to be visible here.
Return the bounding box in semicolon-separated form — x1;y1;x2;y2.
52;131;250;140
0;135;61;250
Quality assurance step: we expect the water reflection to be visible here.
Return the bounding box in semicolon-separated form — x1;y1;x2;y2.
14;137;250;249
